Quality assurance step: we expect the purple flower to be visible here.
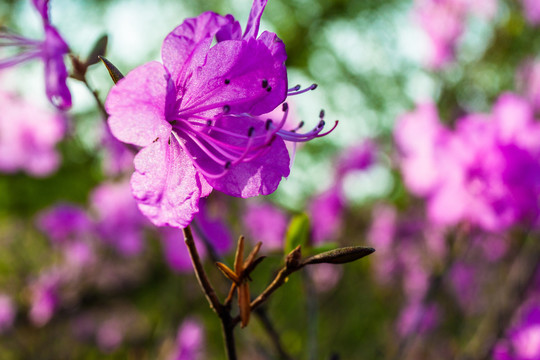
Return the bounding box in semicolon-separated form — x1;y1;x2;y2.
0;91;65;176
336;140;377;178
37;204;91;244
97;319;124;352
105;0;334;229
29;270;60;326
308;186;345;245
242;201;288;251
90;181;149;256
191;198;233;255
494;304;540;360
307;263;343;293
0;0;71;109
396;301;439;337
100;124;134;176
395;94;540;231
0;294;16;333
160;226;206;273
169;318;205;360
520;0;540;26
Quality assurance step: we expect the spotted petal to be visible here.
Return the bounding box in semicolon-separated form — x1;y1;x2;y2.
162;11;237;90
178;37;287;118
131;137;212;228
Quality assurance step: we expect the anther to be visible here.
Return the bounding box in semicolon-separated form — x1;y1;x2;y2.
248;127;255;137
318;120;325;128
223;105;230;113
311;84;318;90
282;103;289;112
319;109;325;119
266;86;272;92
224;79;230;85
225;161;231;169
292;84;301;91
262;79;268;88
265;119;272;130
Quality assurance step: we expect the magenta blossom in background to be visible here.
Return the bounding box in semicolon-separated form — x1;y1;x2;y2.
106;0;335;229
0;294;16;333
242;201;288;250
308;186;345;245
521;0;540;26
100;124;134;176
494;304;540;360
191;198;233;255
0;0;71;109
397;301;439;337
517;59;540;113
336;140;376;178
29;270;61;326
169;318;205;360
160;227;206;273
395;94;540;231
0;91;65;176
37;204;91;244
90;181;148;256
413;0;497;68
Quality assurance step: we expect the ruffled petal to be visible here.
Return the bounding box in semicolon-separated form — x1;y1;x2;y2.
243;0;268;39
179;37;287;118
181;115;290;198
106;61;172;147
162;12;236;89
131;137;211;228
43;25;71;110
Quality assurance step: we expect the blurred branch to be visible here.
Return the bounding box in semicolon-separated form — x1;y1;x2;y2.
255;307;295;360
182;225;237;360
457;234;540;360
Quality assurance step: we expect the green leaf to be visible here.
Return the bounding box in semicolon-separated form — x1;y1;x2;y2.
284;213;311;255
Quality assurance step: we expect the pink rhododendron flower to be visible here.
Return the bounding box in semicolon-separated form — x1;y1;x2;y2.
336;140;377;178
160;227;206;273
0;91;65;176
413;0;497;68
169;318;205;360
242;201;288;250
521;0;540;26
0;294;16;333
191;198;233;255
395;94;540;231
494;305;540;360
37;204;91;244
397;301;439;337
90;181;148;256
0;0;71;109
29;270;61;326
308;186;345;245
105;0;335;229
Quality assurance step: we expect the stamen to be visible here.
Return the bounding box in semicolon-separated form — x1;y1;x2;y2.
287;83;318;96
319;109;325;119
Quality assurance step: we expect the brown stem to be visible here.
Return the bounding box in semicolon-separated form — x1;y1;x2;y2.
183;225;237;359
82;76;107;118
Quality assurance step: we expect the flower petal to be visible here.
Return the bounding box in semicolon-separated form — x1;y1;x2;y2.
131;137;211;228
106;61;172;147
162;12;237;89
179;37;287;118
243;0;268;39
43;25;71;110
183;115;290;198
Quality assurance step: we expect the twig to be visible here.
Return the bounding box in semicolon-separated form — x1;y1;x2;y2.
81;76;107;118
182;225;237;360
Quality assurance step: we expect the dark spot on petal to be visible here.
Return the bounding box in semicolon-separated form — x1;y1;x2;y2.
223;105;230;113
266;86;272;92
170;120;177;125
206;120;212;126
168;138;171;145
153;137;159;143
224;79;230;85
248;127;255;137
225;161;231;169
262;79;268;88
265;119;272;130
